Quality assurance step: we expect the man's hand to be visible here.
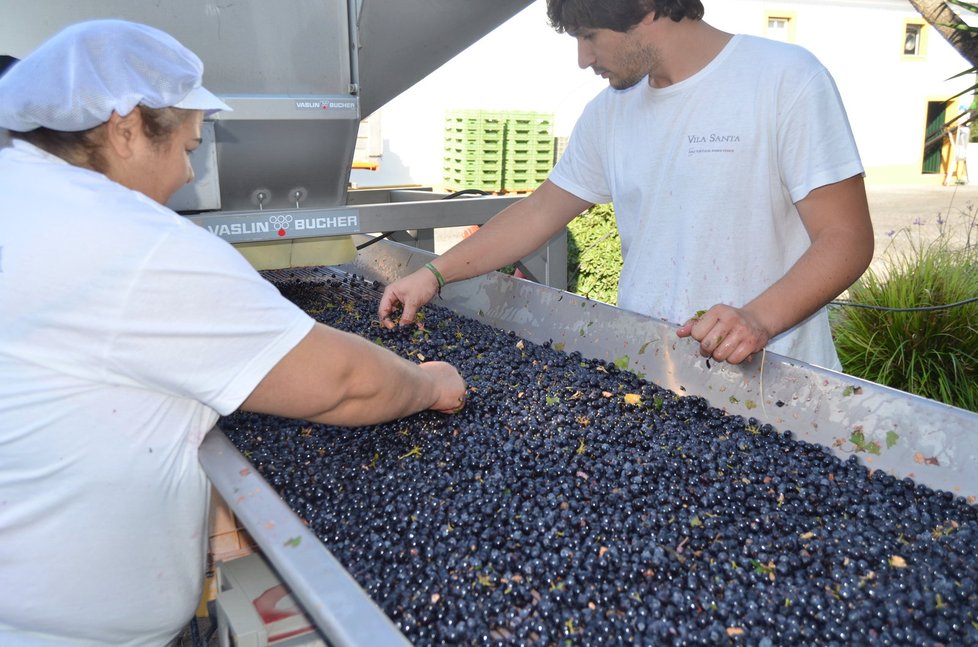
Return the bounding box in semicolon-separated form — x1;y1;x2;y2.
675;176;872;367
676;304;771;364
378;267;441;329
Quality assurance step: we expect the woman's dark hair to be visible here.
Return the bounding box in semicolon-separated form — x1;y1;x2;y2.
9;106;191;173
0;55;18;76
547;0;704;33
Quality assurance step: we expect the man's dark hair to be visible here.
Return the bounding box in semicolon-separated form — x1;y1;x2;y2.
547;0;704;33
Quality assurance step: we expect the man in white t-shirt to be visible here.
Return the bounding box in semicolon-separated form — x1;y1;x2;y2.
0;20;466;646
379;0;874;370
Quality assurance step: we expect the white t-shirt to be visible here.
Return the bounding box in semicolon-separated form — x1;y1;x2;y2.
0;141;314;645
550;35;864;369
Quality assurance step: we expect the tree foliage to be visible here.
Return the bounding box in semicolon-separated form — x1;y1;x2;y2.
909;0;978;68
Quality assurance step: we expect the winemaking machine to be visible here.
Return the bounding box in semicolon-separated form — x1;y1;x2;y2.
3;2;976;645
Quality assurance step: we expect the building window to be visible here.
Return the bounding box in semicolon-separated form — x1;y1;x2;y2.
904;22;925;57
765;13;796;42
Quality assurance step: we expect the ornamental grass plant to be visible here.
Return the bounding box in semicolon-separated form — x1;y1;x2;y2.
830;205;978;412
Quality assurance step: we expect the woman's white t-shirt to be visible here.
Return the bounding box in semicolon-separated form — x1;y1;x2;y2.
0;141;314;645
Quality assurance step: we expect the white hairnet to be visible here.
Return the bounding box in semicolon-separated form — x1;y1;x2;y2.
0;19;230;132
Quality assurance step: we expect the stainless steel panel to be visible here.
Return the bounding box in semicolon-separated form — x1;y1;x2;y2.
0;0;358;212
212;96;359;122
200;430;411;647
0;0;353;95
355;0;535;116
211;119;359;211
186;194;521;243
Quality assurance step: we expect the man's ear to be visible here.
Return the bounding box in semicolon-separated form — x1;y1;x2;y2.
103;109;142;160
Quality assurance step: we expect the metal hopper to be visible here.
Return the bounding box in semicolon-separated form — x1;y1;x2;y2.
0;0;537;270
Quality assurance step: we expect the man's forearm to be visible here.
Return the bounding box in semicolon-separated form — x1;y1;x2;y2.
745;227;873;338
745;175;874;338
433;181;592;284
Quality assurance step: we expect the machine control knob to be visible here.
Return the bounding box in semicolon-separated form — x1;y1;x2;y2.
251;188;272;211
289;187;308;208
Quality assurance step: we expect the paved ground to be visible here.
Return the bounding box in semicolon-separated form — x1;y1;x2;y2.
864;183;978;275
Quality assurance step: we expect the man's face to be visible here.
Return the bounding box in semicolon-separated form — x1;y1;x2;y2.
573;24;659;90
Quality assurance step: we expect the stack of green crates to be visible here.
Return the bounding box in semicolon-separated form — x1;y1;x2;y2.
502;110;555;192
443;109;506;192
443;109;555;193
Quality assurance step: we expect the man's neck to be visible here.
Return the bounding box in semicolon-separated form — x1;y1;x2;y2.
648;20;733;88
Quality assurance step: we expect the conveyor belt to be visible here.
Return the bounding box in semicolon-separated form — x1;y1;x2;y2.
332;238;978;501
201;237;978;644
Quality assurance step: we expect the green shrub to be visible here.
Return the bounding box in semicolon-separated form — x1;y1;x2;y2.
831;212;978;412
567;203;622;305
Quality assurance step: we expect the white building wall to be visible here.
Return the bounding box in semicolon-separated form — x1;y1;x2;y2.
705;0;973;181
350;1;604;188
351;0;972;189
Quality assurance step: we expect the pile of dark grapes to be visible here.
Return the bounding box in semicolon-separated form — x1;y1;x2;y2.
221;271;978;646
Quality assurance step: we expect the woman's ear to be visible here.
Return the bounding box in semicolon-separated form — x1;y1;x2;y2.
103;109;142;160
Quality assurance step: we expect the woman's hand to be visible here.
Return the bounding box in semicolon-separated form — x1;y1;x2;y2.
419;361;468;414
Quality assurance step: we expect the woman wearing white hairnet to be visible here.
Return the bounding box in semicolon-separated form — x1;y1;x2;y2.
0;19;466;646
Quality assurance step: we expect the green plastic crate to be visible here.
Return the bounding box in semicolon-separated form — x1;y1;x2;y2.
443;109;555;193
